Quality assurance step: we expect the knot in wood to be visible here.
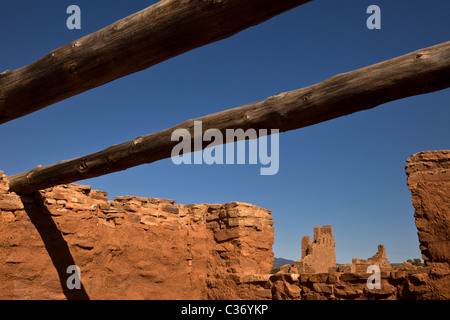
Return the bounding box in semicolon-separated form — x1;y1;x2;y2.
79;160;88;173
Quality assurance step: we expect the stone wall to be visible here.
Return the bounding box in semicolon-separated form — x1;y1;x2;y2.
263;267;444;300
336;244;392;273
0;172;274;299
215;263;448;300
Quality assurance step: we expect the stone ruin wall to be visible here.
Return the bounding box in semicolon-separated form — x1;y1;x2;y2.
336;244;392;273
406;150;450;270
0;173;274;299
296;225;336;273
0;150;449;300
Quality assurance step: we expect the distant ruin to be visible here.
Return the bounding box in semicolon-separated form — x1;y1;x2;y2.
278;225;336;274
276;227;391;275
335;245;392;273
298;225;336;273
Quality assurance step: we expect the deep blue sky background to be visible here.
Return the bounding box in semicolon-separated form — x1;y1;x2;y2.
0;0;449;263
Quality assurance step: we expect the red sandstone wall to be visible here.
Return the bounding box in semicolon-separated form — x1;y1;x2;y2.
0;173;274;300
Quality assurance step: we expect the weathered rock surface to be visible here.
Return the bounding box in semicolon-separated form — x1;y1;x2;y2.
405;150;450;299
406;150;450;267
0;176;274;299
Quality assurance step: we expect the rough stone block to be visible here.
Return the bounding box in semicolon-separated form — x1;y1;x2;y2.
242;274;271;283
1;211;16;222
365;282;396;297
126;213;141;223
0;172;10;193
214;228;240;242
340;273;369;282
312;283;334;294
206;221;220;230
206;212;219;222
0;194;24;211
162;204;179;214
124;204;139;212
272;280;301;300
163;223;180;230
335;285;364;297
254;288;272;299
140;216;158;226
307;273;329;283
327;273;340;283
140;208;160;216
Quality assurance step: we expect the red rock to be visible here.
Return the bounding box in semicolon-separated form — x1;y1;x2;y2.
1;211;16;222
0;194;24;211
405;150;450;299
335;285;363;298
0;184;276;299
271;280;301;300
0;171;9;193
406;151;450;265
214;228;241;242
312;283;334;294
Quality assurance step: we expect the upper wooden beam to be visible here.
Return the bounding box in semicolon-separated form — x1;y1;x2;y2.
7;41;450;194
0;0;312;124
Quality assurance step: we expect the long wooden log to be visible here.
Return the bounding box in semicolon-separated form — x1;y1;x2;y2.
0;0;312;125
8;41;450;193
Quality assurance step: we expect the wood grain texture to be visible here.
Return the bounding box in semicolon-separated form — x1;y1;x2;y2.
0;0;312;124
8;41;450;193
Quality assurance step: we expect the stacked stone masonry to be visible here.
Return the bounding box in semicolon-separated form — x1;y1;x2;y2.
0;173;274;299
0;149;449;300
335;244;392;273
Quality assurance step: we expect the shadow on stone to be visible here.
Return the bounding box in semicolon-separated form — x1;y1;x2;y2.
19;193;90;300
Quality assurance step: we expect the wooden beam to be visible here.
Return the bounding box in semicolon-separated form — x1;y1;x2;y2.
0;0;312;125
8;41;450;194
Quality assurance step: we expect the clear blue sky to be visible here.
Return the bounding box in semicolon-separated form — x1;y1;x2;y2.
0;0;449;264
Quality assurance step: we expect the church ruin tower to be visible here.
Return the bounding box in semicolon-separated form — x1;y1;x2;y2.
295;225;336;273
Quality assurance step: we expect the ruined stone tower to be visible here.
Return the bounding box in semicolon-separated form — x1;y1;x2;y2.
294;225;336;273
